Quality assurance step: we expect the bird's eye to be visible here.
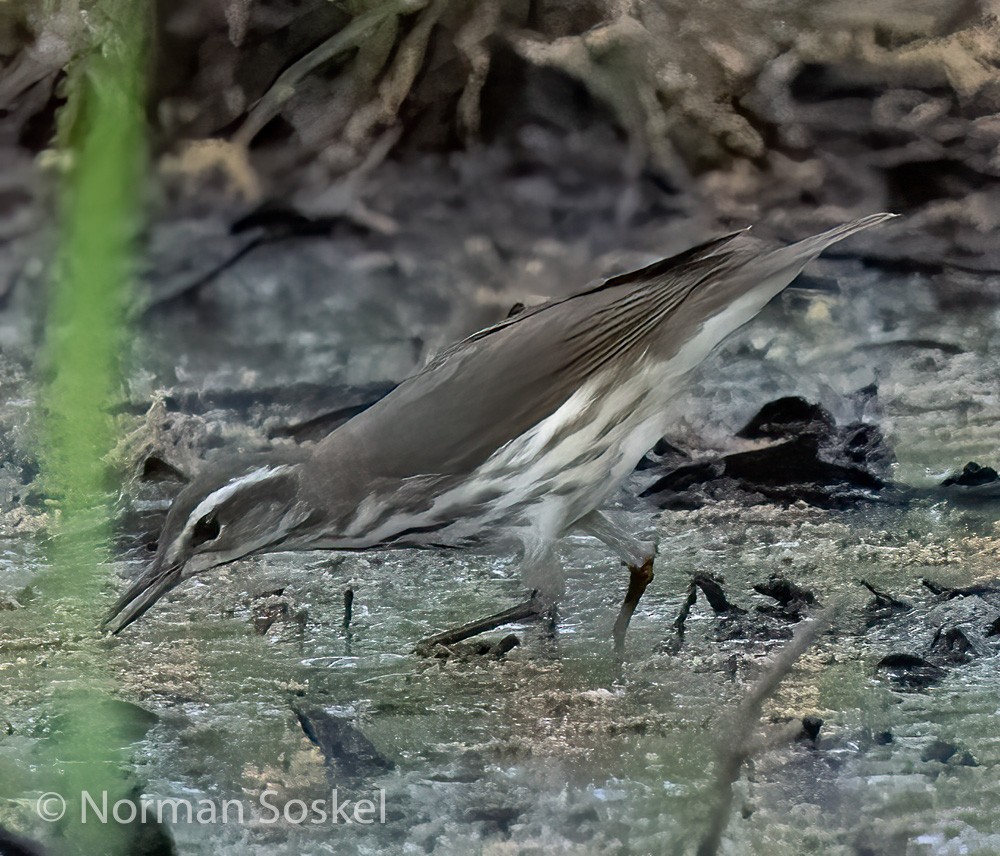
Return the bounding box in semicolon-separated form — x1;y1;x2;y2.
191;514;221;548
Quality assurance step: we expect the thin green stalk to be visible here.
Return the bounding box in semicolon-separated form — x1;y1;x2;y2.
31;2;148;853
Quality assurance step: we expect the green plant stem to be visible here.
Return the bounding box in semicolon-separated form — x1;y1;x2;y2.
32;1;147;853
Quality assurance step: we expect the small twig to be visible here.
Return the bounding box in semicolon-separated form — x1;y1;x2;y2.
922;578;997;599
413;594;543;655
454;0;500;140
233;0;427;148
342;588;354;631
694;573;745;614
297;125;402;234
668;579;697;654
140;235;266;315
345;0;447;146
860;578;909;609
697;605;837;856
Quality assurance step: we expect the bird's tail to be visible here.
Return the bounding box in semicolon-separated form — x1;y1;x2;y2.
684;212;899;339
768;212;898;268
726;212;898;307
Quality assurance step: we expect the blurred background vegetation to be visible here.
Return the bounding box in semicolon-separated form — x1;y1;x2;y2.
2;0;998;232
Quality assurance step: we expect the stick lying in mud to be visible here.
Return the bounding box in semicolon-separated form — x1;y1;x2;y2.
697;605;836;856
343;587;354;631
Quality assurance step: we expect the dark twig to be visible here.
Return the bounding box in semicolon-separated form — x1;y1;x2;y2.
668;578;698;654
414;593;543;655
668;574;745;655
342;588;354;631
139;235;265;315
694;573;745;614
860;578;909;609
922;578;997;599
233;1;424;147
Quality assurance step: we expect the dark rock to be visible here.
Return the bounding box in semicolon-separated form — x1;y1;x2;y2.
635;437;691;471
251;600;289;635
754;575;816;606
721;438;883;491
653;438;882;508
461;805;523;834
956;750;980;767
941;461;999;487
639;396;892;510
140;455;189;483
564;806;600;843
798;715;823;742
230;205;350;238
754;575;816;620
851;382;880;408
860;579;909;611
755;603;804;621
246;589;306;636
986;616;1000;637
294;706;394;777
839;423;887;467
874;730;894;745
860;579;910;626
465;634;521;659
567;806;600;825
640;460;721;492
928;626;977;664
651;437;690;458
736;396;834;440
488;633;521;658
667;573;746;654
859;338;964;356
0;825;46;856
920;738;972;766
252;586;286;599
875;653;948;690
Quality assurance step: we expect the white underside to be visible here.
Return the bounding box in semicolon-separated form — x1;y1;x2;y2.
332;268;793;560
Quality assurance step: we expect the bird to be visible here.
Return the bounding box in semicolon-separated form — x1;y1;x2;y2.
105;213;896;651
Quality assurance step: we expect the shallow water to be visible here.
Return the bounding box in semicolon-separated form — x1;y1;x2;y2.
2;212;999;854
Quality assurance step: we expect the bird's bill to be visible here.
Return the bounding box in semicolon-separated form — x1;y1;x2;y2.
102;556;183;634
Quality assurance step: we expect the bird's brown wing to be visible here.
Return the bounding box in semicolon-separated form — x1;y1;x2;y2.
320;216;894;491
325;235;744;484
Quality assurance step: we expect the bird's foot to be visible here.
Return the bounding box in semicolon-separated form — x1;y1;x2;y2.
612;556;655;655
414;593;547;656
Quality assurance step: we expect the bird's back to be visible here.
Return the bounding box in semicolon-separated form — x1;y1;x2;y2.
305;215;894;545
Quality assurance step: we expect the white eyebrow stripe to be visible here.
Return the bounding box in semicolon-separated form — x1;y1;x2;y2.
177;465;294;547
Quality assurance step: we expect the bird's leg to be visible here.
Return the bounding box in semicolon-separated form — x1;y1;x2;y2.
612;557;655;654
574;510;657;654
414;592;547;655
415;546;563;655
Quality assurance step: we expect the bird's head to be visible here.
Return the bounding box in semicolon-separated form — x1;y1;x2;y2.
104;456;315;634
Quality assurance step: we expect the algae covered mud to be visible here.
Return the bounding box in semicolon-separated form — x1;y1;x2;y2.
1;252;999;854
